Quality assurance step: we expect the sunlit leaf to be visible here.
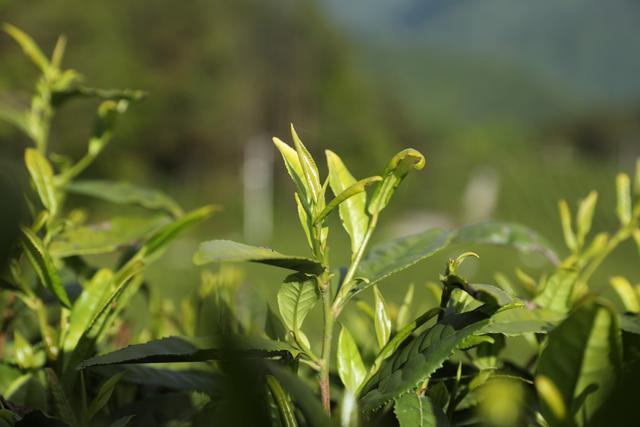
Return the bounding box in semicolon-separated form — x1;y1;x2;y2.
536;302;622;426
3;23;50;73
277;274;319;334
314;175;380;226
194;239;323;275
290;125;322;204
273;137;311;208
368;149;425;215
372;285;391;349
576;192;598;249
337;326;367;392
67;180;182;217
481;306;564;336
20;227;70;308
610;276;640;314
533;269;579;313
25;148;58;216
616;173;632;226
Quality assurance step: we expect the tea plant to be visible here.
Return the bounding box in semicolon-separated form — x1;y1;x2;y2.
0;25;215;426
1;26;639;427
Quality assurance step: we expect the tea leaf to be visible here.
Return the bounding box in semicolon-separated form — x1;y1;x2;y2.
63;269;114;352
20;227;71;308
619;314;640;334
396;284;415;330
558;200;577;252
273;137;311;209
50;215;169;258
481;306;564;336
91;365;219;394
13;332;37;369
3;24;49;73
277;274;320;333
266;375;298;427
354;229;452;296
143;205;217;259
576;191;598;249
194;240;323;275
67;180;182;217
314;175;381;226
533;269;579;313
47;369;79;427
291;125;322;203
610;276;640;313
455;222;559;265
372;285;391;348
78;336;296;368
295;192;313;250
536;302;622;425
394;391;449;427
107;416;135;427
25;148;58;216
368;149;425;215
359;309;492;411
86;372;124;422
337;326;367;392
616;173;632;226
326;150;370;253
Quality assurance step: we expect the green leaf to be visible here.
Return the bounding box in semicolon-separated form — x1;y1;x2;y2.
13;332;37;369
25;148;58;216
354;229;452;296
610;276;640;314
314;175;380;226
273;137;311;208
194;240;323;275
265;305;288;341
63;269;113;352
372;285;391;349
67;180;182;217
619;314;640;335
337;326;367;392
3;24;50;73
47;368;79;427
295;192;313;250
78;336;296;369
359;308;492;411
290;125;322;204
455;222;559;265
616;173;632;226
396;284;415;330
361;308;441;395
50;215;169;258
266;375;298;427
576;192;598;249
20;227;71;308
277;274;320;333
533;268;579;313
92;365;219;394
107;416;135;427
368;149;426;215
143;205;217;259
326;150;370;253
394;391;449;427
85;372;123;422
481;306;564;336
558;200;577;253
536;302;622;426
51;85;146;107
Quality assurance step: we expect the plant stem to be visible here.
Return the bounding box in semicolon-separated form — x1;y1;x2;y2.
319;277;333;414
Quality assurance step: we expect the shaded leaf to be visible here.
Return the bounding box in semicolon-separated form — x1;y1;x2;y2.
194;240;323;275
394;392;449;427
20;227;70;308
47;369;78;427
266;375;298;427
50;216;169;258
481;306;564;336
536;302;622;426
0;102;31;136
86;372;123;422
455;222;559;265
67;180;182;217
92;365;220;394
619;314;640;335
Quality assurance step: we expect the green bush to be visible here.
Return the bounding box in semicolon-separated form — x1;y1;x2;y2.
1;25;639;427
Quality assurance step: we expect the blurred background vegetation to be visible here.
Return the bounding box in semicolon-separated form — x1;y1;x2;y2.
1;0;639;321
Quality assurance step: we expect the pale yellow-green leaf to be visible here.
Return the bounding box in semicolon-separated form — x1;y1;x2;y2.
290;125;322;203
610;276;640;313
576;191;598;248
558;200;577;252
337;326;366;392
372;285;391;349
616;173;632;225
25;148;58;216
3;24;50;73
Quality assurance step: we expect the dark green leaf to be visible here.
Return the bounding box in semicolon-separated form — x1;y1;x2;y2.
194;240;323;275
266;375;298;427
394;392;450;427
20;227;70;308
92;365;220;394
455;222;559;265
360;308;492;411
536;302;622;426
47;369;79;427
86;372;123;422
66;180;182;216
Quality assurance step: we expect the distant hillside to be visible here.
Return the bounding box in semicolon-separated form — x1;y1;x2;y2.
324;0;640;124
